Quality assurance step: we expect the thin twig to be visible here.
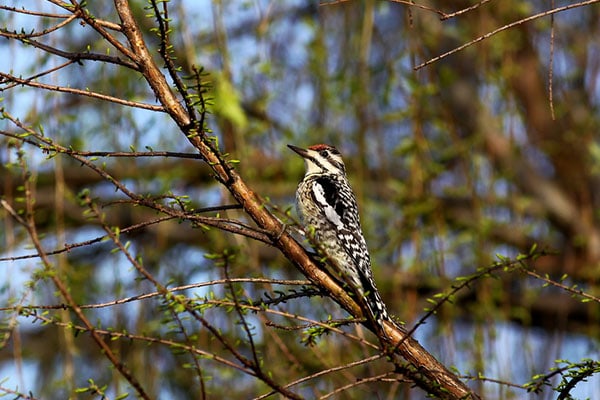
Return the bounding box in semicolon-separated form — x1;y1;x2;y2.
11;152;152;399
320;372;400;399
18;309;257;377
255;355;384;400
0;72;162;111
0;34;138;70
0;199;27;226
59;149;203;158
0;215;174;262
81;186;304;399
62;0;136;59
0;4;72;18
1;60;78;91
387;0;448;19
548;0;556;120
415;0;600;70
150;0;199;122
0;122;271;248
3;278;311;311
224;262;262;369
1;4;121;30
463;374;529;390
0;386;38;400
400;251;549;349
440;0;492;20
519;267;600;304
0;13;77;39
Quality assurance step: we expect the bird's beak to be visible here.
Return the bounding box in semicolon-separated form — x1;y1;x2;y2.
287;144;309;158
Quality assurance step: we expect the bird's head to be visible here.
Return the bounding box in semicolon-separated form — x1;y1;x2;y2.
288;144;346;176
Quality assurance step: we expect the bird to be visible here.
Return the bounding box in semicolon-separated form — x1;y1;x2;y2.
288;143;397;334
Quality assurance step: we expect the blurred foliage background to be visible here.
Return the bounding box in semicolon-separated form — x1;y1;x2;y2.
1;0;599;399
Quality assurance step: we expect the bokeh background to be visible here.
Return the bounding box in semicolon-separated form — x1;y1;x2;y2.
1;1;599;398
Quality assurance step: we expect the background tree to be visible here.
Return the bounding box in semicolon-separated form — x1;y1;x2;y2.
1;1;599;399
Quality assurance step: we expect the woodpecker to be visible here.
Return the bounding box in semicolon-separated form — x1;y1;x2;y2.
288;143;396;333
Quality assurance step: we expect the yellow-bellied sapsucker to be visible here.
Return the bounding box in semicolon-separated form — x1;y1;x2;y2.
288;144;395;332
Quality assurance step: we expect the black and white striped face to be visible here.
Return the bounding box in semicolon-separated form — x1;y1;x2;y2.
288;144;346;176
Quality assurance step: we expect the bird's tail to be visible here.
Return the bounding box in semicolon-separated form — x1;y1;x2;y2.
358;273;403;335
365;287;399;329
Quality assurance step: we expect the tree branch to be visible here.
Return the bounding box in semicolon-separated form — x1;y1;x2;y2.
110;1;479;398
415;0;600;70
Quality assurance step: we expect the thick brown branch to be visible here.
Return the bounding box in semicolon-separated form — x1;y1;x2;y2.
111;1;479;398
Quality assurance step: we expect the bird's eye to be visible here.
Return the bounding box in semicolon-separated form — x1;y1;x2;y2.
320;150;329;157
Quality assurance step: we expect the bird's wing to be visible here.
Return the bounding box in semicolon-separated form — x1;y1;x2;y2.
311;176;371;267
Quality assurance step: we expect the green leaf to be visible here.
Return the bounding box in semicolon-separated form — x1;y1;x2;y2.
209;72;248;131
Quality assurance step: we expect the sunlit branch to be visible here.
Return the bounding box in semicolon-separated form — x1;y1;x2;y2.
0;4;72;18
0;386;38;400
1;60;77;91
17;309;257;378
519;267;600;304
0;128;270;249
108;2;481;397
0;32;139;70
56;150;204;159
440;0;493;20
1;4;121;30
415;0;600;70
52;0;136;59
189;215;274;244
388;0;448;18
463;374;528;390
321;0;448;18
400;249;551;350
548;0;556;120
150;0;199;122
9;148;151;399
0;13;77;38
256;354;385;400
20;296;378;350
223;262;262;369
81;187;304;399
0;214;175;262
320;372;403;399
1;129;200;159
0;73;163;111
0;278;311;311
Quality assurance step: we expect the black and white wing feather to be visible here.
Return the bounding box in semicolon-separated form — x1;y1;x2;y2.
311;175;369;265
307;175;392;326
